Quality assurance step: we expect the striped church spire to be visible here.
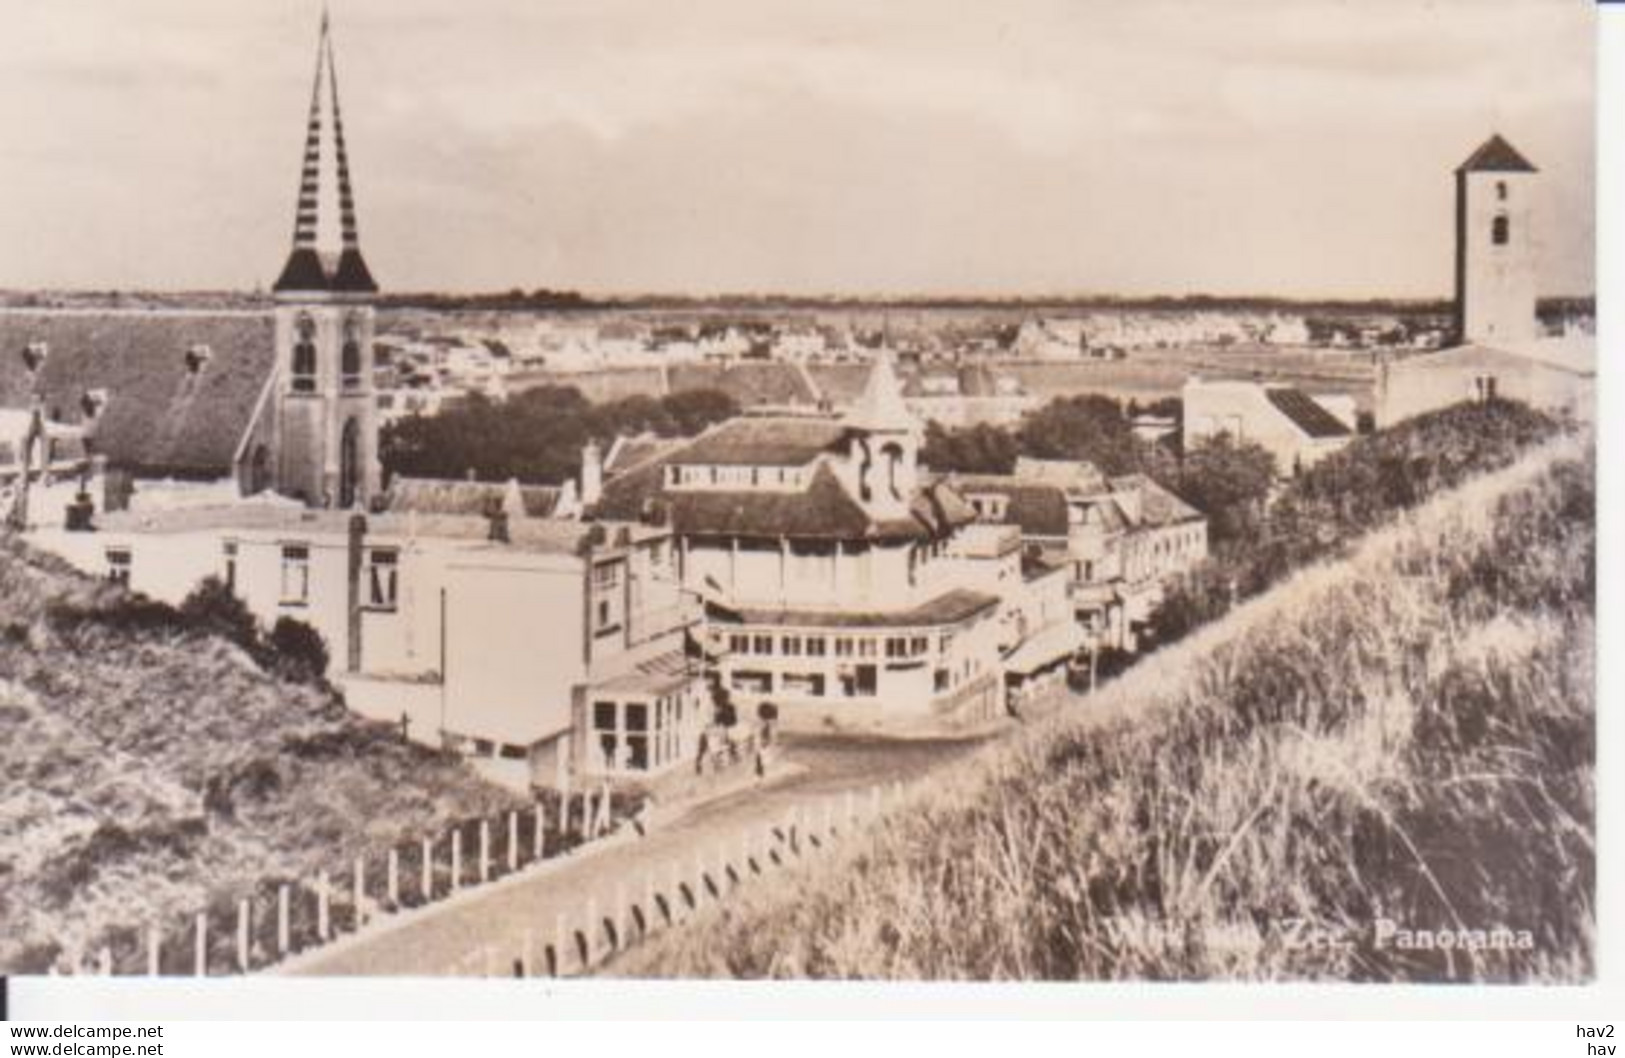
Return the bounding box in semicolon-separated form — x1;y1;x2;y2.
274;10;377;295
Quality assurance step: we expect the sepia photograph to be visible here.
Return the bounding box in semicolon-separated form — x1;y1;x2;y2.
0;0;1601;1000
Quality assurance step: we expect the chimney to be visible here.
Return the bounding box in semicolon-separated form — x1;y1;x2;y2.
580;440;603;507
346;513;367;674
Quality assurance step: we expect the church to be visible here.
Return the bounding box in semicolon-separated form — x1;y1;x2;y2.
1375;134;1595;428
1;14;382;526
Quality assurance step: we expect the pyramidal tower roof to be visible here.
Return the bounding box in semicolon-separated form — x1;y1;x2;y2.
274;11;378;296
845;349;917;433
1456;134;1538;175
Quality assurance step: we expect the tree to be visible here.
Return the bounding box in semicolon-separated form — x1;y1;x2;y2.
1172;434;1277;545
920;420;1019;474
1017;395;1142;475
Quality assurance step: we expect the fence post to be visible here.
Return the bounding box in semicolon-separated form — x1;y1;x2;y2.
236;898;250;972
451;828;463;891
421;836;434;903
194;911;207;977
317;872;331;942
508;811;519;872
353;856;367;928
147;924;161;977
584;897;599;964
278;885;290;957
479;819;491;883
388;848;400;909
533;803;546;862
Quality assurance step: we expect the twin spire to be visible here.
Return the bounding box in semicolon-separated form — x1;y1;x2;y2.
274;10;377;295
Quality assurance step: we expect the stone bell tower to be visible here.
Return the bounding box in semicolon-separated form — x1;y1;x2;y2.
1453;134;1538;347
255;11;381;509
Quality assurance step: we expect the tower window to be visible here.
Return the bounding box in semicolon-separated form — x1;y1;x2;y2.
1496;181;1508;201
292;314;318;394
1491;214;1510;246
341;316;364;388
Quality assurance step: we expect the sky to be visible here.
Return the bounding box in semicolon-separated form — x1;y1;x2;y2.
0;0;1597;299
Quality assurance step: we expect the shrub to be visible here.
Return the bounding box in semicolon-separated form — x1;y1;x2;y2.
180;576;260;652
266;617;329;683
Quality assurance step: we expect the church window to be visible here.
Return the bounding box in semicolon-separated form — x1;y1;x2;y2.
1492;214;1510;246
292;314;318;393
1496;181;1508;201
341;316;364;388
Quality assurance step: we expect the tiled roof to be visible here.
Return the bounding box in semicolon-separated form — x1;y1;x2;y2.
672;416;849;467
668;362;818;406
1457;134;1537;174
0;311;276;477
661;462;927;541
1107;474;1205;527
940;474;1071;537
386;476;566;517
1264;387;1353;439
716;588;1000;630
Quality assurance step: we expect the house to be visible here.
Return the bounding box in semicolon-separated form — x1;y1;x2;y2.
1182;376;1355;476
591;354;1082;733
936;456;1207;655
32;499;707;792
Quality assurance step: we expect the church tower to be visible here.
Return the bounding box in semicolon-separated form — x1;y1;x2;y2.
1453;134;1538;346
255;12;381;509
842;350;922;514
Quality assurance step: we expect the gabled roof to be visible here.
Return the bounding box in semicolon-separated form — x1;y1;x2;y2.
672;415;849;467
845;351;916;432
1457;134;1537;174
604;433;687;478
1107;474;1205;528
668;362;818;406
938;474;1071;537
1264;387;1353;439
0;311;276;477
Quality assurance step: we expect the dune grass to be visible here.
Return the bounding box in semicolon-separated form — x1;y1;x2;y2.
614;434;1594;982
0;534;521;973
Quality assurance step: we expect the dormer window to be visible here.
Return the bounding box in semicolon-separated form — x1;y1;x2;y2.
292;314;318;393
184;345;212;375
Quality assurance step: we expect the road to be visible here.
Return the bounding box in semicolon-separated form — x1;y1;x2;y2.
281;733;991;976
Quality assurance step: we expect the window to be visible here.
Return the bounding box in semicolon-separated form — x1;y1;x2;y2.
857;638;877;659
625;702;649;771
886;637;908;659
291;313;317;394
280;545;310;604
753;634;774;656
911;636;929;656
593;562;621;590
105;548;132;587
1492;214;1510;246
729;633;750;655
366;548;399;610
1497;180;1508;201
341;316;364;388
806;636;827;657
834;637;854;658
781;635;803;657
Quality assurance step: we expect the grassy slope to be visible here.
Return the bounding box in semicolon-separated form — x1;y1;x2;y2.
0;538;519;971
615;435;1594;982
